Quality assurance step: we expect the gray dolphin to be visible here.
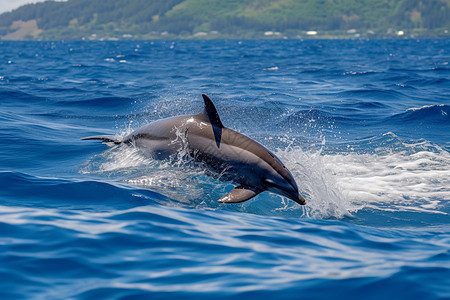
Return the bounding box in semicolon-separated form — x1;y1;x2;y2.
82;94;306;205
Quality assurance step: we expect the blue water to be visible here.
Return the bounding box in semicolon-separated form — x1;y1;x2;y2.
1;39;449;299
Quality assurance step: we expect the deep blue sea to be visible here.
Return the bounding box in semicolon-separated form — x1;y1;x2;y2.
0;39;449;299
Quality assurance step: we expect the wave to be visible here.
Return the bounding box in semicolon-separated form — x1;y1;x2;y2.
0;171;167;210
0;89;47;103
387;104;450;124
1;201;448;299
383;105;450;144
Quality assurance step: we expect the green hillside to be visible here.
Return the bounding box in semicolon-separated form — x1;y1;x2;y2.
1;0;449;40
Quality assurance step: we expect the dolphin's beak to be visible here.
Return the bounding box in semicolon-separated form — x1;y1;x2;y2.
266;179;307;205
296;194;307;205
283;189;306;205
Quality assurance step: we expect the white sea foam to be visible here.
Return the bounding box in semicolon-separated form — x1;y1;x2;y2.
276;144;450;218
127;169;207;204
277;149;356;219
407;104;444;111
80;144;152;175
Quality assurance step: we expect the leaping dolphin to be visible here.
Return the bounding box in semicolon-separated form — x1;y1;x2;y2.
82;94;306;205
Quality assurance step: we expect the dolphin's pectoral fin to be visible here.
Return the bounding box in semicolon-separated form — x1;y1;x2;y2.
218;186;263;203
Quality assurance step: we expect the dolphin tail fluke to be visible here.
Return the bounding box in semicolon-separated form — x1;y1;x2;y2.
218;186;263;203
81;135;122;144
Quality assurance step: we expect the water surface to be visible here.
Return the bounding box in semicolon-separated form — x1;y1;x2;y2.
0;39;449;299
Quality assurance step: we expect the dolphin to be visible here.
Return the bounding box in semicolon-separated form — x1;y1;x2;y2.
82;94;306;205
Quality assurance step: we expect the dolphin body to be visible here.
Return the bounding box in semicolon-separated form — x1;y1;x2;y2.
82;94;306;205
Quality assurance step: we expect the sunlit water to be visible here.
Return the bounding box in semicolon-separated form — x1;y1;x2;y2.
0;39;449;299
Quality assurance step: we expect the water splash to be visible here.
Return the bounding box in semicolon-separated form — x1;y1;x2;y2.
275;138;450;219
276;148;355;219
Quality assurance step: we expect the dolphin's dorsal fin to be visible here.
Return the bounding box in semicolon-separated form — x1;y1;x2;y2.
218;186;263;203
198;94;224;148
201;94;224;128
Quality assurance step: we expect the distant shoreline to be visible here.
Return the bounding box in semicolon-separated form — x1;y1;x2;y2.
2;35;449;41
1;0;449;41
2;29;449;41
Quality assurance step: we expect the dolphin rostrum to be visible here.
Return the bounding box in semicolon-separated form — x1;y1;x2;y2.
82;94;306;205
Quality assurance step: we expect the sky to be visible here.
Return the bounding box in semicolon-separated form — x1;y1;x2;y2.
0;0;49;14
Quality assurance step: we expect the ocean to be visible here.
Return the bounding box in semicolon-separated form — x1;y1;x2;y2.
0;39;449;299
